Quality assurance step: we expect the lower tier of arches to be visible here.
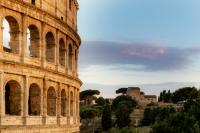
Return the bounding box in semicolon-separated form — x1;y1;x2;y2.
0;62;81;127
0;124;80;133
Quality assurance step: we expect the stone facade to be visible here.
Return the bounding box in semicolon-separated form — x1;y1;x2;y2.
127;87;157;108
0;0;81;132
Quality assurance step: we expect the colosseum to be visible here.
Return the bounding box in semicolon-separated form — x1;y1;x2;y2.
0;0;81;132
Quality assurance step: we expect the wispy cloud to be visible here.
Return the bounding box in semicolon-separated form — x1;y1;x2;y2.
79;41;200;71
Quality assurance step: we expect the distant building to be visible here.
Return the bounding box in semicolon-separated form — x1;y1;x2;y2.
127;87;157;108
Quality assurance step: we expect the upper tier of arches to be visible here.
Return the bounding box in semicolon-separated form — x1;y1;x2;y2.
1;14;79;76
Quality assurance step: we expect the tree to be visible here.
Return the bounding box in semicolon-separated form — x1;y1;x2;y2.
141;107;176;126
95;96;106;106
158;90;172;103
112;95;137;111
101;104;112;131
112;95;137;129
172;87;198;103
80;105;101;132
115;101;132;128
151;92;200;133
80;90;100;105
116;88;128;95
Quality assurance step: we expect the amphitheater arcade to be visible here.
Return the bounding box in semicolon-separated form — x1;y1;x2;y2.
0;0;81;132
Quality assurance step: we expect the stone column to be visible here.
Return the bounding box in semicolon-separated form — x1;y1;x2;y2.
40;0;42;8
42;77;47;124
0;11;3;52
40;83;44;116
74;87;76;124
38;24;42;60
75;8;78;31
77;88;80;124
0;71;4;117
75;49;79;77
65;37;69;74
67;85;70;124
55;30;59;70
55;0;57;16
41;22;46;68
21;14;27;63
72;45;75;76
57;82;61;124
23;75;29;124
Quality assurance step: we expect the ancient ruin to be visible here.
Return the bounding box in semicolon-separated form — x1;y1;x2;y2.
0;0;81;132
127;87;157;108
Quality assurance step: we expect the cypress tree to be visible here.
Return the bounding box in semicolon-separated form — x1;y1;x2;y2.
101;104;112;131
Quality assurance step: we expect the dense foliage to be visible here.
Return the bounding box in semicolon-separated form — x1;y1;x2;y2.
108;127;136;133
141;107;176;126
80;105;102;120
80;90;100;105
172;87;198;103
95;96;106;106
151;93;200;133
115;102;133;128
112;95;137;111
116;88;128;95
101;104;112;131
158;90;172;102
112;95;137;128
158;87;198;103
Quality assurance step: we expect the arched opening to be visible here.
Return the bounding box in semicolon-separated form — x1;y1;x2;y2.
5;80;21;116
47;87;56;116
26;25;40;58
46;32;55;63
59;39;66;66
31;0;36;5
69;0;72;10
3;16;20;54
28;83;41;116
70;92;73;116
61;89;66;116
68;44;73;70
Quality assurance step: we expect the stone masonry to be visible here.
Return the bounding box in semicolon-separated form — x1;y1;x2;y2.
0;0;81;132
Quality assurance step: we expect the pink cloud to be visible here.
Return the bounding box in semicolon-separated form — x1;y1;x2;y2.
125;47;165;59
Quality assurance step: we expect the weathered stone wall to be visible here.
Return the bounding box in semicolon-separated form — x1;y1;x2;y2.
0;0;81;132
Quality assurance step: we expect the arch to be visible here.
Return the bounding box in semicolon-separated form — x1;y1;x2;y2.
59;38;66;66
61;89;67;116
69;0;72;10
47;87;56;116
74;49;78;72
27;25;40;58
3;16;20;54
5;80;21;116
45;32;55;63
31;0;36;5
70;91;73;116
28;83;41;116
68;44;73;70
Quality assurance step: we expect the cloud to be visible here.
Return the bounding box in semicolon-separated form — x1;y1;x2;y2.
79;41;200;71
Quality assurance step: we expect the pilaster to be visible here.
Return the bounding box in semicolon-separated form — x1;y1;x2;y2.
57;82;61;125
0;8;3;52
65;37;69;74
23;75;29;124
0;71;4;117
42;77;47;124
55;29;59;70
41;22;45;68
21;14;27;63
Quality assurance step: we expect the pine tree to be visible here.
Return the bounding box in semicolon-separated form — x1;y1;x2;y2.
101;104;112;131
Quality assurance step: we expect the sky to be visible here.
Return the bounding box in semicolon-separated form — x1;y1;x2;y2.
78;0;200;97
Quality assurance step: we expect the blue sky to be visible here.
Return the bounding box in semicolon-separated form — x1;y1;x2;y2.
78;0;200;97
